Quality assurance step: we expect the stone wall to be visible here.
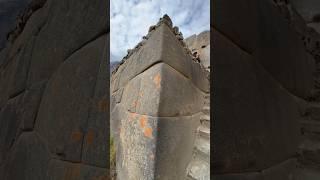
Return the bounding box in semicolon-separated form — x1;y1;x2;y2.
0;0;109;179
213;0;320;179
110;16;210;179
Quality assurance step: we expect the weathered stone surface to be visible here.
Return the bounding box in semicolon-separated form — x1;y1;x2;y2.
6;2;49;62
213;29;300;173
120;63;204;117
82;34;109;168
213;159;298;180
213;172;263;180
0;47;8;67
296;168;320;180
214;0;314;99
47;159;108;180
290;0;320;23
116;110;199;180
114;23;208;94
308;23;320;34
112;18;208;179
8;36;35;98
185;31;210;51
261;159;298;180
0;52;20;108
35;35;106;162
213;0;259;53
19;80;46;130
2;132;50;180
27;0;107;86
154;114;200;179
0;94;23;164
255;0;315;99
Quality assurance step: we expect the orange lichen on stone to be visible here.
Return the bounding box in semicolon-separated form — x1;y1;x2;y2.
144;127;153;138
86;129;95;145
139;115;147;128
71;130;83;141
153;73;161;89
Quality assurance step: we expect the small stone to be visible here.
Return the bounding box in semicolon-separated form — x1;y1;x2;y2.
148;25;156;32
162;14;173;27
173;26;179;35
176;34;183;41
141;39;147;45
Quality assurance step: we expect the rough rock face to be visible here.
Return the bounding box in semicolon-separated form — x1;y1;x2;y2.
213;0;320;179
0;0;109;179
111;15;210;179
185;31;210;71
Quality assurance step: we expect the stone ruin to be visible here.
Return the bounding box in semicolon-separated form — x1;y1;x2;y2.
110;15;210;179
0;0;108;179
213;0;320;179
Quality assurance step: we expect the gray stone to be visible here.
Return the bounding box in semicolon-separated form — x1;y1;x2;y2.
116;111;199;180
8;36;35;98
82;34;109;168
213;29;300;173
0;94;23;164
35;35;106;162
2;132;50;180
255;0;315;99
290;0;320;22
120;63;204;117
6;2;49;62
27;0;107;86
47;159;108;180
212;159;298;180
115;23;208;94
20;80;46;130
213;0;259;53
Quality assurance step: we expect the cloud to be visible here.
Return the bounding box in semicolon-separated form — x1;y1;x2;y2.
110;0;210;62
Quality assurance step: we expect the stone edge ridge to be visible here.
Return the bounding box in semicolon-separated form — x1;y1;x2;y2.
111;14;206;75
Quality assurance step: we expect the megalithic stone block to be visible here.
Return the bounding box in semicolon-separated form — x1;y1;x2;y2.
111;18;209;179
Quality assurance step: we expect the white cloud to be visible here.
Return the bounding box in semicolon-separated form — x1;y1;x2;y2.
110;0;210;62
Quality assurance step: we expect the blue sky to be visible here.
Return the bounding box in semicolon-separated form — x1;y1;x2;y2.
110;0;210;62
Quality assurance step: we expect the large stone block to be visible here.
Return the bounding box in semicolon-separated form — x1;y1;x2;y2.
255;0;314;99
114;23;208;93
27;0;107;86
6;2;49;62
1;132;50;180
0;53;20;108
82;34;109;168
47;159;108;180
0;94;23;164
19;80;47;130
120;63;204;117
213;159;298;180
8;36;35;97
214;0;314;99
112;21;207;179
116;110;199;180
35;35;106;162
213;30;300;173
290;0;320;22
213;0;259;53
